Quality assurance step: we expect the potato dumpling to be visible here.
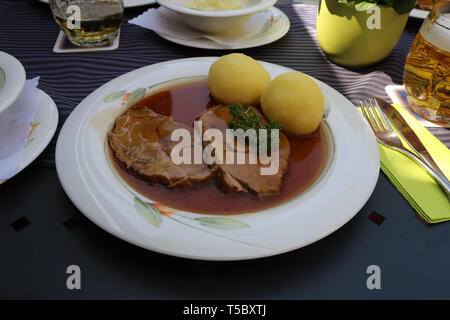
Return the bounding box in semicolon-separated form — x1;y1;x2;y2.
208;53;270;106
261;72;324;136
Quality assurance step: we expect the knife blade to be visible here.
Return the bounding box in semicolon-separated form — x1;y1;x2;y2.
375;98;449;182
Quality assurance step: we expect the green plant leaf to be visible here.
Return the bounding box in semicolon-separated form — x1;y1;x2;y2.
355;1;377;11
393;0;416;14
337;0;413;11
24;138;34;148
104;90;126;103
127;87;146;108
194;217;250;230
134;197;163;227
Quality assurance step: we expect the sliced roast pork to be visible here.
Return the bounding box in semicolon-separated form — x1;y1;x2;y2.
198;105;290;197
108;105;212;188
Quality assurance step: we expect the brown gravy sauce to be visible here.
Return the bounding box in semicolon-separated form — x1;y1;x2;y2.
109;81;328;215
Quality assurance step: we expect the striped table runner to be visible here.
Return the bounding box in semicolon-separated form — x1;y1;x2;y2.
0;0;448;166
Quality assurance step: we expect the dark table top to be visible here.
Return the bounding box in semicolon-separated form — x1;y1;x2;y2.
1;0;449;300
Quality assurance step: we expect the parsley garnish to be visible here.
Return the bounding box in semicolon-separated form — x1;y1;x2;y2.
228;104;283;151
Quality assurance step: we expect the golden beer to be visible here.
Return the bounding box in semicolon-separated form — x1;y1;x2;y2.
416;0;435;10
50;0;124;47
403;0;450;126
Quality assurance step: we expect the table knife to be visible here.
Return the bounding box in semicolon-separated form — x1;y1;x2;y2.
375;97;449;183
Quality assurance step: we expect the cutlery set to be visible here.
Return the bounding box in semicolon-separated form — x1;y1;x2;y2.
360;97;450;198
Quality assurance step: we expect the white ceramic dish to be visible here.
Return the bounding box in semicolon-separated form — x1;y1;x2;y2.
0;51;26;116
38;0;156;8
124;0;157;6
0;89;59;185
157;7;289;49
157;0;277;33
0;67;5;91
56;57;379;261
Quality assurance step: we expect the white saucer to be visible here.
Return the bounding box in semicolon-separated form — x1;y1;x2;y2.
0;51;26;116
156;7;290;50
0;89;59;185
37;0;156;8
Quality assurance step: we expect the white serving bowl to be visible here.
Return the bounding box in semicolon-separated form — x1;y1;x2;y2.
157;0;277;34
0;51;26;116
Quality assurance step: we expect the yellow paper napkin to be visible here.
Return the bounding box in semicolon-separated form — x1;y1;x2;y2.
364;104;450;223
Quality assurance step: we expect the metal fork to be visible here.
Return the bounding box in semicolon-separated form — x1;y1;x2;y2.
360;99;450;198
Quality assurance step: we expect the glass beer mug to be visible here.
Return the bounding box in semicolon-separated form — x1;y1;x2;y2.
403;0;450;126
49;0;124;47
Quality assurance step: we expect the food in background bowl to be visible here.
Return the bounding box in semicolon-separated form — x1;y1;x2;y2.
186;0;244;10
157;0;277;34
261;72;324;136
208;53;270;106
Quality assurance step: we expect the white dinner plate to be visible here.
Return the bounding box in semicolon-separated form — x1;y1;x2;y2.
0;89;59;185
156;7;290;50
0;51;26;116
56;57;379;261
37;0;156;8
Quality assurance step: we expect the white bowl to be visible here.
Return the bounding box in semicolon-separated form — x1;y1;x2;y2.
0;51;26;116
157;0;277;34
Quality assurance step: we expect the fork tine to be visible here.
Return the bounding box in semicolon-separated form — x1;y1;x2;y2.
366;99;383;131
359;101;377;132
360;100;371;128
361;100;380;131
372;98;392;131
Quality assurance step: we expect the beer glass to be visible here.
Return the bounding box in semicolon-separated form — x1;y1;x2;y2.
416;0;435;10
403;0;450;127
49;0;124;47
